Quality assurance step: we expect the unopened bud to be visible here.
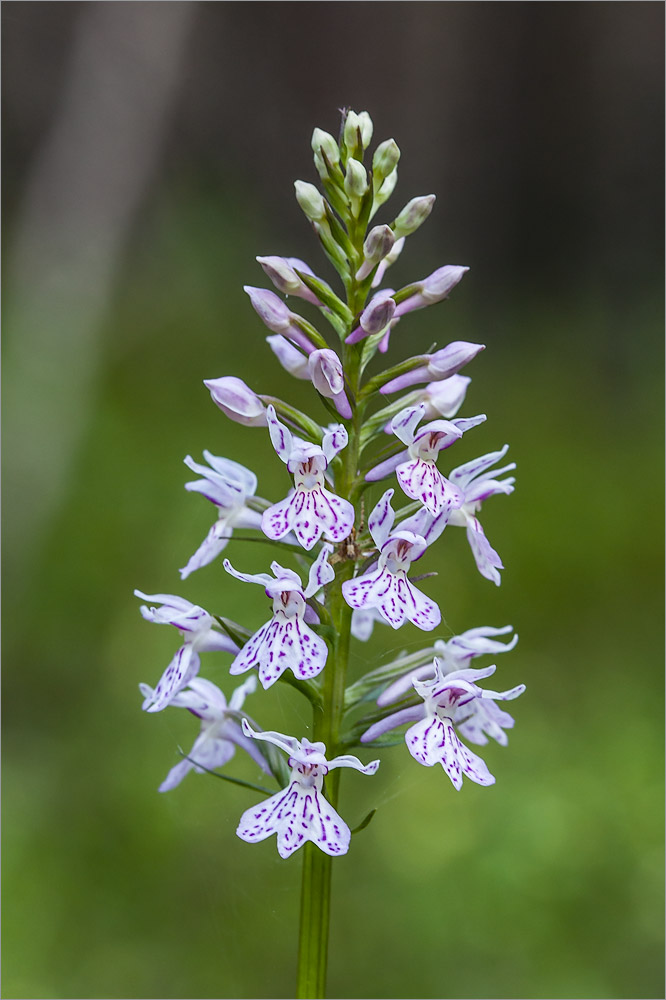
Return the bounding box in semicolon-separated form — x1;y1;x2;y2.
256;256;320;304
307;349;352;418
392;195;436;239
344;159;369;199
356;226;396;281
308;349;345;396
244;286;291;332
311;128;340;166
372;168;399;212
294;180;327;222
420;375;471;419
380;341;485;395
372;236;405;287
266;336;310;379
204;376;267;426
372;139;400;184
395;264;469;316
344;110;373;152
360;290;397;335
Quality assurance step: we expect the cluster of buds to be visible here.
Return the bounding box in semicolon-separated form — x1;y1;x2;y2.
137;109;524;861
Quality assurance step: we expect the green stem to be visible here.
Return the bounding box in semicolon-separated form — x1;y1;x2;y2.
295;242;367;999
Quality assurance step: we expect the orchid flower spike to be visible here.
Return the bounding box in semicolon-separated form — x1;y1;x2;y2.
139;675;270;791
179;453;264;580
135;591;237;712
223;545;334;688
366;403;486;517
362;658;525;789
261;405;354;550
341;489;440;631
377;625;519;706
237;722;379;858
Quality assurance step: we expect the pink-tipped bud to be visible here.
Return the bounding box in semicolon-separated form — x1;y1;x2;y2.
204;376;267;426
266;336;310;379
244;286;291;333
256;256;320;304
356;225;396;280
372;236;405;288
395;265;469;316
380;342;485;394
360;290;397;335
420;375;471;419
392;195;436;239
307;349;352;418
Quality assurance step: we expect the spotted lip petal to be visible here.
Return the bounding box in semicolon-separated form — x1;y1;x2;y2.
262;486;354;551
342;565;440;631
237;781;351;859
406;714;495;789
229;612;328;689
396;458;463;516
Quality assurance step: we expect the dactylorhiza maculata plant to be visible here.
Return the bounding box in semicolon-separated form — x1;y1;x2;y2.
137;109;525;1000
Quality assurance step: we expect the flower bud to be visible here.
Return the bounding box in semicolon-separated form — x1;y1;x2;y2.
355;225;396;280
395;265;469;316
204;376;267;426
360;289;397;335
372;168;399;211
420;375;471;419
256;256;320;304
344;110;373;151
344;159;369;200
307;349;352;418
311;128;340;166
372;236;405;287
308;349;345;396
392;195;436;239
380;342;485;394
294;181;327;222
244;286;291;333
266;336;310;379
372;139;401;184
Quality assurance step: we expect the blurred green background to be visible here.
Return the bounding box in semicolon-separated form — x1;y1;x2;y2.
3;4;664;999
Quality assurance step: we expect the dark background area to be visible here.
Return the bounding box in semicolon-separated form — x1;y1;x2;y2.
3;4;664;999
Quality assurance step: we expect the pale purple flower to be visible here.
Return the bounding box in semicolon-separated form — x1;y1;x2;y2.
372;236;405;288
204;376;267;426
261;405;354;551
139;675;270;791
346;289;396;345
341;489;440;631
307;350;352;418
223;544;334;688
135;591;237;713
383;376;471;433
406;446;516;585
355;225;395;281
256;256;322;304
366;403;486;517
266;335;310;379
380;341;485;395
244;286;316;353
179;453;264;580
362;659;525;789
394;265;469;317
377;625;518;706
237;722;379;858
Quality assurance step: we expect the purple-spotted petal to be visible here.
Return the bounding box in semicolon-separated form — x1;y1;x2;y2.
230;614;327;688
406;714;495;789
368;489;395;549
304;544;335;598
266;405;294;463
144;645;201;713
396;458;463;516
390;404;425;446
465;516;504;586
322;424;348;465
237;782;350;858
